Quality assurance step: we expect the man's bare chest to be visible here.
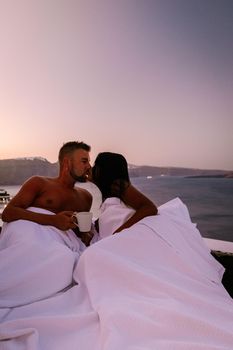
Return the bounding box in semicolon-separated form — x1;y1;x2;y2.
33;188;81;213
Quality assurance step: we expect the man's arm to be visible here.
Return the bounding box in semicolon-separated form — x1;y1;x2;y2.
2;177;76;230
2;176;44;222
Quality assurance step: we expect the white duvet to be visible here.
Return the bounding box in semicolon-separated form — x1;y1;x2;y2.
0;199;232;350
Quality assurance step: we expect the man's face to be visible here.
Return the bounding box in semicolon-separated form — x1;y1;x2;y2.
69;149;91;182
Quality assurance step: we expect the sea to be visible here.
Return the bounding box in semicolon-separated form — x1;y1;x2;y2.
1;176;233;242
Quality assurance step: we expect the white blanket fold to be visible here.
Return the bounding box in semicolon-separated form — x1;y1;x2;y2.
0;207;83;307
0;199;232;350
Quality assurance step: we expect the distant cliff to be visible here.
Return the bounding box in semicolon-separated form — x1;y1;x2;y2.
128;164;231;178
0;157;231;185
0;158;58;185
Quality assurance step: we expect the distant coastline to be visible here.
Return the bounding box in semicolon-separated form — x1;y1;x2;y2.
0;157;232;185
186;173;233;179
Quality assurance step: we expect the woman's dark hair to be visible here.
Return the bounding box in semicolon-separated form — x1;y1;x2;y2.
92;152;130;200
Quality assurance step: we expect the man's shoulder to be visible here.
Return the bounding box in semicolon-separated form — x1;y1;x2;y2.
75;186;92;198
75;186;93;210
23;176;58;191
26;175;53;184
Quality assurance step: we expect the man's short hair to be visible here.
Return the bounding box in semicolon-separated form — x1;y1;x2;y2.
58;141;91;163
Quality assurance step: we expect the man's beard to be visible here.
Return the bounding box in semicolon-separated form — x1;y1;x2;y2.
70;170;87;183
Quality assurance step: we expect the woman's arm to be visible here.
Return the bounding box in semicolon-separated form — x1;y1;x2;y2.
114;184;158;233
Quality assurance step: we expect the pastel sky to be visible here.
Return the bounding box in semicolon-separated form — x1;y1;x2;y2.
0;0;233;170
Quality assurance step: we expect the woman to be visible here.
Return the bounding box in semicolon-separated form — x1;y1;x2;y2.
91;152;158;236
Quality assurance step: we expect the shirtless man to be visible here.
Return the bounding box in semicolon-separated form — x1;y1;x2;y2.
2;141;92;231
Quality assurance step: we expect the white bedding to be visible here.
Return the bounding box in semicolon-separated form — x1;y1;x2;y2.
0;200;232;349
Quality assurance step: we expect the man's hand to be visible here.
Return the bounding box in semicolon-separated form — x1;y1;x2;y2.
53;211;77;231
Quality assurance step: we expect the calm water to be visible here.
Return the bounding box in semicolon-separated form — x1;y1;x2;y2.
132;176;233;242
1;177;233;242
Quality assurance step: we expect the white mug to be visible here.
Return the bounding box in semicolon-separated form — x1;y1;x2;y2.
73;212;93;232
